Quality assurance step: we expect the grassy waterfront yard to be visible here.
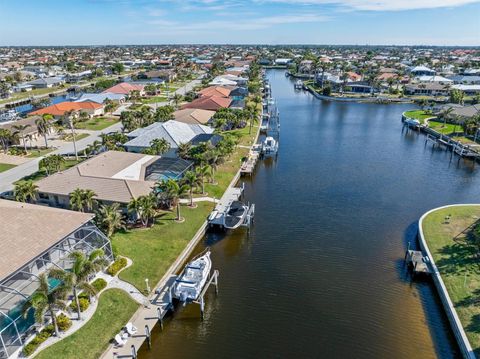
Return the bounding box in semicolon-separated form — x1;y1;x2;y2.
35;289;139;359
112;202;213;291
404;110;436;124
422;205;480;354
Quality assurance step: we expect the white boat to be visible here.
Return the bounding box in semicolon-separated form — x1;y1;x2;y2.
223;201;249;229
262;136;278;156
294;80;303;89
404;118;420;128
174;250;212;303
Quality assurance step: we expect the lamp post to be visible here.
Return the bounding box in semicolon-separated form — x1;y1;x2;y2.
145;278;150;294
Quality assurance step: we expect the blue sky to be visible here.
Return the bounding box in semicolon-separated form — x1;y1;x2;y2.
0;0;478;46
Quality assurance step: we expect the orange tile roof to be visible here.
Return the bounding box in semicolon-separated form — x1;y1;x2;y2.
181;95;232;111
198;86;231;98
30;101;102;116
103;82;145;95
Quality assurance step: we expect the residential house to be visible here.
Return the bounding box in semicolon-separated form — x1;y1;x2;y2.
198;86;231;98
36;151;191;207
0;200;113;359
27;76;64;89
173;108;216;125
124;120;214;156
409;65;436;76
74;92;126;104
102;82;145;96
181;95;232;111
29;101;104;118
404;83;449;96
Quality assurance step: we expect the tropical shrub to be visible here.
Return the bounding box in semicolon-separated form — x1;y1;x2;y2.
22;325;55;356
56;313;72;331
69;297;90;313
106;257;128;276
92;278;107;292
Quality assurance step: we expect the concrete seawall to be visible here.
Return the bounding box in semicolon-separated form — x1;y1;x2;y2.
418;204;477;359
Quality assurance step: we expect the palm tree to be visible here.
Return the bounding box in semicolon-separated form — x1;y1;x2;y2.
69;188;84;212
12;124;30;154
442;107;454;128
14;181;38;203
183;171;200;207
172;94;183;108
22;272;69;338
51;250;108;320
66;110;79;161
196;164;212;195
83;189;97;212
128;195;157;227
96;203;125;237
177;142;192;159
69;188;97;212
0;128;12;153
165;179;188;221
36;114;53;148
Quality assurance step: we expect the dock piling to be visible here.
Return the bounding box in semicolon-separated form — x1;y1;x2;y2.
131;345;137;359
157;307;164;330
145;325;151;349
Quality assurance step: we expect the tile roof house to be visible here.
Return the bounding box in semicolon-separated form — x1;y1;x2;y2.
198;86;231;98
173;108;216;125
181;95;232;111
36;151;159;206
29;101;104;117
102;82;145;95
124;120;214;156
0;200;113;358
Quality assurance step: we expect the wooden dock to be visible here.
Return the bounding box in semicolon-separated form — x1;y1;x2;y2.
240;145;261;176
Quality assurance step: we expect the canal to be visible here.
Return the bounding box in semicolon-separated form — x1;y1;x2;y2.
140;69;480;358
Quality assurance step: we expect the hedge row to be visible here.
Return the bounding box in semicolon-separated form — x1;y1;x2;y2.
22;314;72;357
106;257;128;276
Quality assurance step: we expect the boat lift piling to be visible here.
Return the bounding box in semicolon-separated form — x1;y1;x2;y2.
193;269;220;320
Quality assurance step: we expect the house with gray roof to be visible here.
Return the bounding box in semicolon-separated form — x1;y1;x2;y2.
74;92;126;104
124;120;214;156
26;76;64;89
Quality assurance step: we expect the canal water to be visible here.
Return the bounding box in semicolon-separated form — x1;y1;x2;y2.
140;69;480;359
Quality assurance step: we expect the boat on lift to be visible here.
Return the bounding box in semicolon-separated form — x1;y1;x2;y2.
261;136;278;156
173;249;212;304
223;201;249;229
294;80;303;90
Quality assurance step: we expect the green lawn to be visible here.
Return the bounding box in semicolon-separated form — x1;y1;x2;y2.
140;96;169;104
15;159;82;183
427;121;476;144
63;133;89;142
0;163;16;173
422;205;480;355
35;289;139;359
75;117;119;131
112;202;213;291
404;110;436;124
112;125;258;291
26;148;54;158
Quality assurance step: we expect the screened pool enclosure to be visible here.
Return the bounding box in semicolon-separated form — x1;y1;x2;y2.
0;222;113;358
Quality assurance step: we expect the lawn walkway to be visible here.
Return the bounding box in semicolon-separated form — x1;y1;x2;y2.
35;289;139;359
422;205;480;355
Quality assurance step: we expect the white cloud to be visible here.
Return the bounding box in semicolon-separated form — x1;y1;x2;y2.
146;13;328;34
260;0;480;10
